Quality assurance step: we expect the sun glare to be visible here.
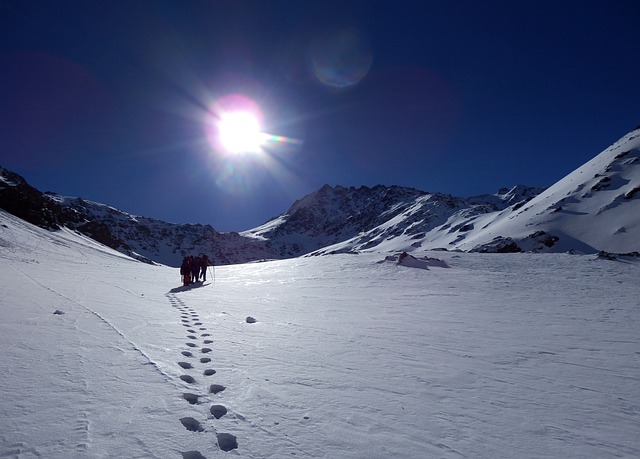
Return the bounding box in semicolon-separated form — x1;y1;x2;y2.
203;93;305;195
218;110;264;154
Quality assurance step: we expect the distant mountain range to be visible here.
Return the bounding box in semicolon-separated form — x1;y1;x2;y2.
2;127;639;266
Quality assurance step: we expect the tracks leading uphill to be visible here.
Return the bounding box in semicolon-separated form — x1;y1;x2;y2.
166;291;238;455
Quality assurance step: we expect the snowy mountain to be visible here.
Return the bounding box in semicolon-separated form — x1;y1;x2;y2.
0;166;275;267
453;128;640;254
45;195;273;267
2;127;639;263
0;167;83;230
0;170;542;264
247;127;640;256
241;183;544;256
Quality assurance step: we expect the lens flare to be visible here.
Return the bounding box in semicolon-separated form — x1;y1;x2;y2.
261;133;304;147
310;26;372;89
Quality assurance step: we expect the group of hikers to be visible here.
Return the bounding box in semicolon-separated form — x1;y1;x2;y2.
180;254;212;286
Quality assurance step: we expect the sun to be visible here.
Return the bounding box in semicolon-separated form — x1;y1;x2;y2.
202;93;305;194
218;110;264;154
205;93;302;164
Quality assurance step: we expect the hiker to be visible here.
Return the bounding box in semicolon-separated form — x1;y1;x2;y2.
195;256;203;281
180;257;191;286
190;256;200;283
200;254;209;281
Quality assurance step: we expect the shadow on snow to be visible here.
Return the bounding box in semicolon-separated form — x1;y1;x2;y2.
168;281;211;294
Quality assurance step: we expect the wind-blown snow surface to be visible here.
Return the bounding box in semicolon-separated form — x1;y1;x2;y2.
1;210;639;458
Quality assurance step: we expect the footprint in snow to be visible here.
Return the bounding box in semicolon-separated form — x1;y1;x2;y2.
179;417;204;432
181;351;193;358
186;342;197;348
217;433;238;451
209;384;225;394
178;362;193;369
203;369;216;376
200;357;211;363
210;404;227;419
204;340;213;344
201;348;212;353
183;393;199;405
180;375;196;384
187;335;198;340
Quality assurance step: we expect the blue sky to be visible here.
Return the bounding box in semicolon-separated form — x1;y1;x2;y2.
2;0;639;231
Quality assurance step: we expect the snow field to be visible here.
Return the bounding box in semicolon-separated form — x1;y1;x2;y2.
1;211;639;458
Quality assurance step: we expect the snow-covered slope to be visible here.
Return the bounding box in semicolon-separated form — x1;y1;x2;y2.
297;128;640;255
454;128;640;253
2;208;639;458
46;195;273;267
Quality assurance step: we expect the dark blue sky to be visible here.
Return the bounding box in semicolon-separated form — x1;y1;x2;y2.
2;0;639;231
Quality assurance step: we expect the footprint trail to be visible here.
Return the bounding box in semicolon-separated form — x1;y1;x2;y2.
165;291;237;455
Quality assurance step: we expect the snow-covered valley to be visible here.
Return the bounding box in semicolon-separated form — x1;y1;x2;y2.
1;209;638;458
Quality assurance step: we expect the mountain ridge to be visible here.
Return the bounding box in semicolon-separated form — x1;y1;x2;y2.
241;183;546;257
2;127;639;265
296;127;640;256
